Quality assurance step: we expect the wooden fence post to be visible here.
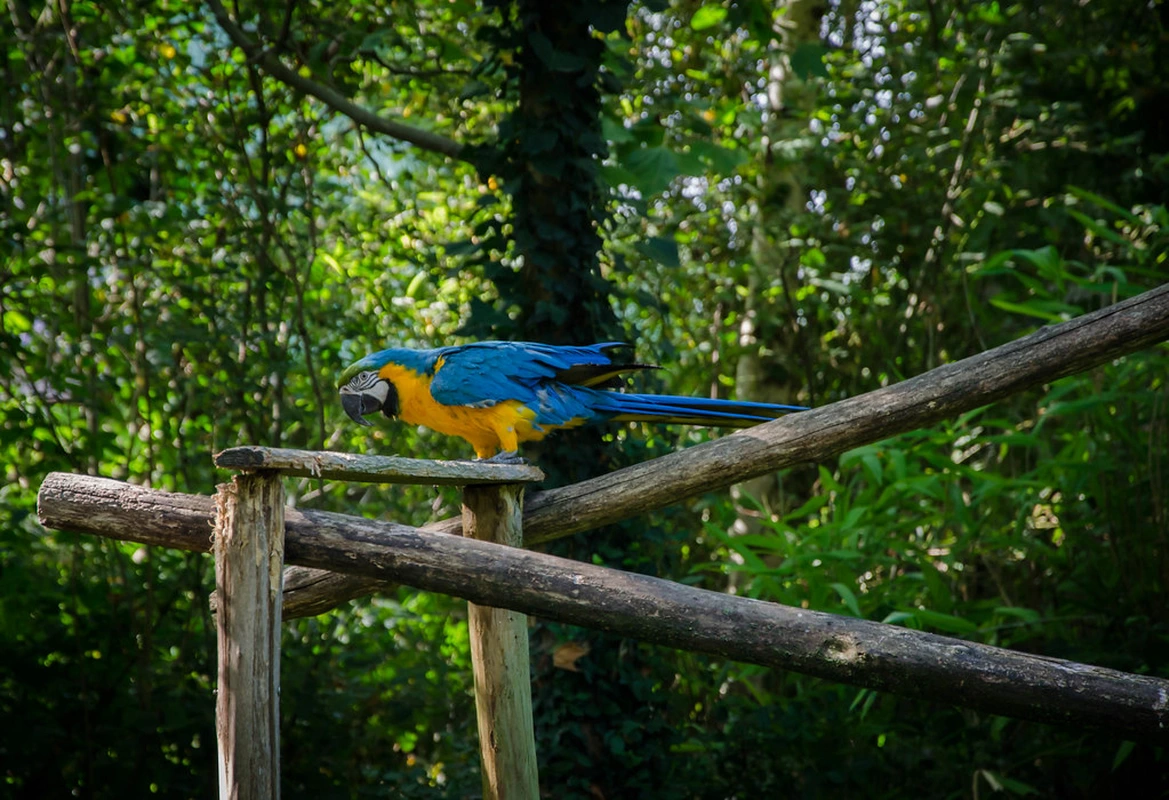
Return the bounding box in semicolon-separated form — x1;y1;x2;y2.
462;483;539;800
214;472;285;800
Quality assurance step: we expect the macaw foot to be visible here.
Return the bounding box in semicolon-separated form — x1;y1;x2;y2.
482;450;528;465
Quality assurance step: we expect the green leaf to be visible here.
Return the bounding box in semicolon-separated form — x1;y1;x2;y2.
458;80;490;101
602;114;636;145
996;775;1041;796
405;270;428;298
523;127;560;153
818;465;844;493
702;522;773;573
589;2;629;34
1009;246;1062;280
600;163;639;191
529;151;567;179
673;147;708;178
1067;186;1142;224
622;146;681;196
802;247;827;268
988;297;1074;322
994;606;1042;625
849;688;874;712
790;43;829;79
528;31;587;72
970;249;1017;277
808;276;850;295
910;609;979;635
982;432;1041;448
1112;740;1136;771
839;506;866;530
882;611;915;626
3;309;31;332
979;770;1004;792
819;549;865;563
634;236;681;268
608;732;627;755
1066;209;1132;248
782;493;830;521
688;141;748;175
861;453;883;485
690;5;728;31
444;240;479;256
830;582;863;617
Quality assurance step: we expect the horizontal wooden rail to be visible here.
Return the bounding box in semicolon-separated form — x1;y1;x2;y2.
214;447;544;485
281;281;1169;615
38;472;1169;743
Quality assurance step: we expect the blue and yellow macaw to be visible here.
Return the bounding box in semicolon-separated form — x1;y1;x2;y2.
338;341;805;461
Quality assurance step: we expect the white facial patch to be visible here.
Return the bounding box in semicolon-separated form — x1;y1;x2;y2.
341;371;389;405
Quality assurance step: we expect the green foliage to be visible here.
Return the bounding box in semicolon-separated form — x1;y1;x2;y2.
2;0;1167;796
280;594;482;796
687;204;1169;795
467;0;630;342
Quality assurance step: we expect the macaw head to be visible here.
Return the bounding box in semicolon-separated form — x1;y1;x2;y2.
339;347;438;427
338;361;400;427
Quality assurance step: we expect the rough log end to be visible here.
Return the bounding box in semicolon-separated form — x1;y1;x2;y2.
213;447;267;469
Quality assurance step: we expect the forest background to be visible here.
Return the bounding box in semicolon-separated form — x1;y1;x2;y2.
2;0;1168;796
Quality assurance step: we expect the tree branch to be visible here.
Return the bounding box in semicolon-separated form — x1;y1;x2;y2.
204;0;468;161
37;471;1169;742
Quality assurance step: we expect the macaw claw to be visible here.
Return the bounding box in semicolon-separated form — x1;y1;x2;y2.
482;450;528;465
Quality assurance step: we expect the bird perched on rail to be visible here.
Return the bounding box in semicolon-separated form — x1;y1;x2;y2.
339;341;806;462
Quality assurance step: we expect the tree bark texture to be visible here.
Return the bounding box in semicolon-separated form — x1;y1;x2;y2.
39;471;1169;742
214;473;284;800
462;485;539;800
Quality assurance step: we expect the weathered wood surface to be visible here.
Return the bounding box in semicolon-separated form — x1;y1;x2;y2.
463;485;539;800
215;446;545;485
214;473;284;800
35;472;403;618
37;472;1169;742
278;281;1169;613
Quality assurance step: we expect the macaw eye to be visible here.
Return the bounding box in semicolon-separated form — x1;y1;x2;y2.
346;371;380;392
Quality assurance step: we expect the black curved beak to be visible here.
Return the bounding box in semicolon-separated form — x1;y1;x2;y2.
341;392;381;426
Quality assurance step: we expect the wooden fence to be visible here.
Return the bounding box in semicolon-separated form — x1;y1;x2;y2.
35;282;1169;798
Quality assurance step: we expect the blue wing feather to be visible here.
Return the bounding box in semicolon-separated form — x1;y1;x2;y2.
428;342;628;407
424;340;805;429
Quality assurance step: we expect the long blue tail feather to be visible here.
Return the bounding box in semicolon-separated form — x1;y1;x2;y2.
594;391;806;428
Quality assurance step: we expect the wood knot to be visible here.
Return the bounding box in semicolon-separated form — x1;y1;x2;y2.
820;634;862;665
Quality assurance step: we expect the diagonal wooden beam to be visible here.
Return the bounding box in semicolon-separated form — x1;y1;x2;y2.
281;282;1169;615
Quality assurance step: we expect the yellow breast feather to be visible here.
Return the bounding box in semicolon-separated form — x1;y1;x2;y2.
379;362;558;457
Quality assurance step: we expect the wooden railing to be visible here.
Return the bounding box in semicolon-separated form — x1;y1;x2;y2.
35;282;1169;798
